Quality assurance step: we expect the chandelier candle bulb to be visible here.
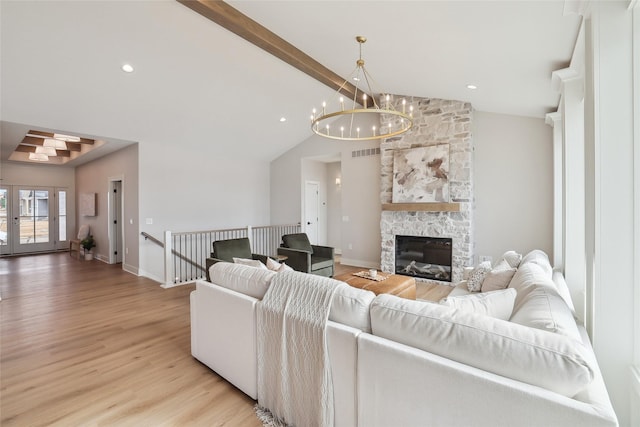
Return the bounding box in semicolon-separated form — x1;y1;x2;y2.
372;126;376;136
310;36;413;141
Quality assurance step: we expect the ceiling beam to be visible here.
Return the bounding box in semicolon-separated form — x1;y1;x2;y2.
20;137;82;151
176;0;374;107
15;145;71;157
27;130;95;145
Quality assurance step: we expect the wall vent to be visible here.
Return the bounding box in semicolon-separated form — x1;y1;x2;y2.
352;147;381;158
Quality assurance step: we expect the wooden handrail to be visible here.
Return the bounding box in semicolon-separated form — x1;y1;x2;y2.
141;231;205;273
141;231;164;247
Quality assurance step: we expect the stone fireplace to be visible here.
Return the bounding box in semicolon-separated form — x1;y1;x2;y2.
380;97;474;285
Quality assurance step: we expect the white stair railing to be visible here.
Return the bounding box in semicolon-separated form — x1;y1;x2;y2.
144;223;301;287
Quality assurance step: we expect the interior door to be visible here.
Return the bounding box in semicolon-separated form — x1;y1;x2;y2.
11;186;56;254
110;180;123;263
304;181;319;244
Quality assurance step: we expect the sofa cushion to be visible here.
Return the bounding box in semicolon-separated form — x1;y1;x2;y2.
552;270;576;315
369;294;595;397
520;249;553;277
510;285;582;342
282;233;313;254
440;288;516;321
209;262;276;299
329;283;375;332
467;261;492;292
508;262;556;310
213;237;252;262
311;255;333;271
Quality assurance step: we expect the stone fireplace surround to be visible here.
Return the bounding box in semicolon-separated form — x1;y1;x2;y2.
380;96;473;285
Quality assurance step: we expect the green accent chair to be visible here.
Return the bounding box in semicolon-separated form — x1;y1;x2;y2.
277;233;335;277
205;237;268;281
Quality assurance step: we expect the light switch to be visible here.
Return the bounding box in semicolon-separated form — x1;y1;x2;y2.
145;218;153;225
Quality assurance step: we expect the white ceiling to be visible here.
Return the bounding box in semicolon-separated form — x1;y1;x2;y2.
0;0;581;166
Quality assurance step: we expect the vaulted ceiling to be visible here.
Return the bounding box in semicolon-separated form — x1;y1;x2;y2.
0;1;581;166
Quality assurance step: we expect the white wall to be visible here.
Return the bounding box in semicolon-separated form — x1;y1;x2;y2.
138;143;271;282
473;111;554;263
75;145;139;274
271;113;381;268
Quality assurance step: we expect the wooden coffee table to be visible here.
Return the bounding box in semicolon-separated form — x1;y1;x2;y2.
334;271;416;300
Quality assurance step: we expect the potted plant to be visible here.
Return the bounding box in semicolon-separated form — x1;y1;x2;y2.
81;235;96;260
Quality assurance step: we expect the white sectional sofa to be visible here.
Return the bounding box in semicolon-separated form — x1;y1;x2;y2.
190;250;618;427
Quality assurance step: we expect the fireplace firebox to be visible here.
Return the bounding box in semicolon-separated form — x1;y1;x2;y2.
395;235;452;282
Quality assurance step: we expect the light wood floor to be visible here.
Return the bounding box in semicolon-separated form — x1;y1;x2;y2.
0;253;261;427
0;254;452;426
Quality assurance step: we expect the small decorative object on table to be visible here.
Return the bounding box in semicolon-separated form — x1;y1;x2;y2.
353;270;387;282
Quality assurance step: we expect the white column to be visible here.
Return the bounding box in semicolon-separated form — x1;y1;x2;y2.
583;2;635;425
545;111;564;269
552;67;586;322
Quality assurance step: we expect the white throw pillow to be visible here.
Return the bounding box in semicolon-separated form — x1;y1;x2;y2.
233;257;268;270
481;267;517;292
369;294;595;397
440;288;516;321
502;250;523;268
277;262;294;273
266;257;281;271
466;261;492;292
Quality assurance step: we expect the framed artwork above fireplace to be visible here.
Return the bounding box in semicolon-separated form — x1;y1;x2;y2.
392;144;450;203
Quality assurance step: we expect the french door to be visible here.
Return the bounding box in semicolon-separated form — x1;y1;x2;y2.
0;185;68;255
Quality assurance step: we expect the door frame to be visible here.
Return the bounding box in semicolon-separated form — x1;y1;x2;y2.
107;176;125;265
1;185;67;255
303;180;320;245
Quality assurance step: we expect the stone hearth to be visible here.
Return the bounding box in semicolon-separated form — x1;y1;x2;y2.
380;97;474;285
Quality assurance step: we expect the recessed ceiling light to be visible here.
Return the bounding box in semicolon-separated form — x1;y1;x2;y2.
466;84;477;90
280;117;286;122
122;64;134;73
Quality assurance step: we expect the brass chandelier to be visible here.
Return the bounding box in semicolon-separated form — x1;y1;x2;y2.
311;36;413;141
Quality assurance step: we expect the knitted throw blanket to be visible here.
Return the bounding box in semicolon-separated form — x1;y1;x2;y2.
257;271;340;427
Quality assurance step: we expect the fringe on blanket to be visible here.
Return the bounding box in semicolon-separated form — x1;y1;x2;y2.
254;404;289;427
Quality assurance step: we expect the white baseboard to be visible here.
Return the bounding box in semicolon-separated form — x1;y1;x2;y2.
122;263;138;275
339;258;379;270
161;281;196;289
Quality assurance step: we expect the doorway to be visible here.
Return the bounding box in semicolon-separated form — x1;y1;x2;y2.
108;178;124;264
0;185;68;255
304;181;319;245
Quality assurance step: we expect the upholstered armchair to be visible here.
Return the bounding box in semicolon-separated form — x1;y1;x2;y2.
277;233;334;277
205;237;268;281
